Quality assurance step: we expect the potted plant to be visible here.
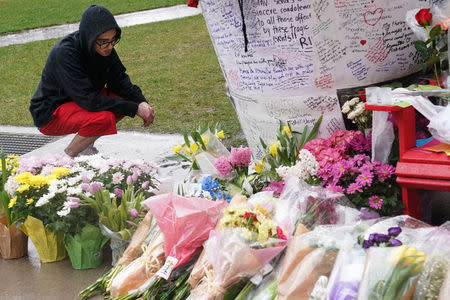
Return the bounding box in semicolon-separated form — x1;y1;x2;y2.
0;150;27;259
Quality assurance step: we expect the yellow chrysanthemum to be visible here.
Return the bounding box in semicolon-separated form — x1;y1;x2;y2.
52;167;71;178
47;174;57;182
17;183;30;193
269;142;280;157
190;143;199;153
8;197;17;208
15;172;33;184
215;130;225;139
282;125;291;136
29;174;48;187
12;167;18;174
26;198;34;205
172;145;182;154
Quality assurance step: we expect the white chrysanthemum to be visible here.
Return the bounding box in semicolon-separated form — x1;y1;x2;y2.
57;202;71;217
4;176;19;196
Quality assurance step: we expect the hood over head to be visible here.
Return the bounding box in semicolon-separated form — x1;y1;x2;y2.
79;5;121;56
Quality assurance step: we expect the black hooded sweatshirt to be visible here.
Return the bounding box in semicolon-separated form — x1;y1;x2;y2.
30;5;147;128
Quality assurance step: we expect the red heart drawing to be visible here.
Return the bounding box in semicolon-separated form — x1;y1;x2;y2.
360;40;367;45
364;8;384;26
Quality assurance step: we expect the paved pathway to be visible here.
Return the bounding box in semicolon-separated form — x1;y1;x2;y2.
0;4;201;47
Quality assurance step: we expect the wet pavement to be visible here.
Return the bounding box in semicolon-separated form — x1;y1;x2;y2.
0;126;190;300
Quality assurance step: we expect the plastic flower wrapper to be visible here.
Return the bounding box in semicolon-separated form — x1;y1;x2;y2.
276;224;358;300
360;215;435;250
326;235;367;300
414;222;450;300
190;226;287;300
273;176;357;234
63;223;109;270
139;193;227;296
168;125;229;172
189;193;248;289
358;243;427;300
79;211;159;299
110;230;165;299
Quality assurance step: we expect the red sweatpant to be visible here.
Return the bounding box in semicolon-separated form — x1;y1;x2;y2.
40;89;125;137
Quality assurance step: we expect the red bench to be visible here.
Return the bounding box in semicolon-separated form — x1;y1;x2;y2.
365;104;450;220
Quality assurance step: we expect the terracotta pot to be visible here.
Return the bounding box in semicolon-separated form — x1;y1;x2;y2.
0;215;28;259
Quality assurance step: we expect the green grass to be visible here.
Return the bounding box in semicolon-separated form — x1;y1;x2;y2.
0;15;244;143
0;0;187;34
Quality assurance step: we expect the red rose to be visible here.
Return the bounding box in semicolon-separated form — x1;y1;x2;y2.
358;90;366;102
415;8;432;27
187;0;199;8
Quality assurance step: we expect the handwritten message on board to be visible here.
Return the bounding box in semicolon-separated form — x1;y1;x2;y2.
200;0;425;153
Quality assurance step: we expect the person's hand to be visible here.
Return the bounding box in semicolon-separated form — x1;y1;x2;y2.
137;102;154;127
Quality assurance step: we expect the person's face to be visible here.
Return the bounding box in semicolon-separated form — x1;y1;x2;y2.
93;29;118;57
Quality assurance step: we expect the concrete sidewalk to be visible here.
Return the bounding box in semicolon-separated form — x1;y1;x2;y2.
0;4;201;47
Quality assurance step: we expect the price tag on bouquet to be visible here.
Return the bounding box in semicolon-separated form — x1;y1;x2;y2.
155;256;179;280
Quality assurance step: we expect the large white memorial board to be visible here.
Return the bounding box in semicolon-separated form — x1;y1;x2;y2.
200;0;426;156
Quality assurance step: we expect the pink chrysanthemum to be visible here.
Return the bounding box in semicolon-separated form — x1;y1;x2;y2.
214;156;233;178
325;184;345;194
369;195;383;210
346;182;363;194
229;146;252;169
356;171;373;187
376;164;395;181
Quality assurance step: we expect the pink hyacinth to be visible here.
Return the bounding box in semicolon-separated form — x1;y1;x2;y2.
303;138;329;158
81;183;90;191
230;146;252;169
214;156;233;178
130;208;139;217
89;181;103;193
263;180;285;196
141;181;150;189
369;195;383;210
114;188;123;198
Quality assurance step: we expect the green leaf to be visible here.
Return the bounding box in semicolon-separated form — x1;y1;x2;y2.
305;114;323;143
182;127;190;147
413;40;427;53
430;25;442;40
259;137;267;149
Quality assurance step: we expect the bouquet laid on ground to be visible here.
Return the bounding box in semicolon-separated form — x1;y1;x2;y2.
303;130;402;216
190;200;288;299
110;193;226;299
414;223;450;300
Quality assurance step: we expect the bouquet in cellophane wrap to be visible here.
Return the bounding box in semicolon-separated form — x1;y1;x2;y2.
128;193;227;299
190;201;288;300
357;215;434;300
